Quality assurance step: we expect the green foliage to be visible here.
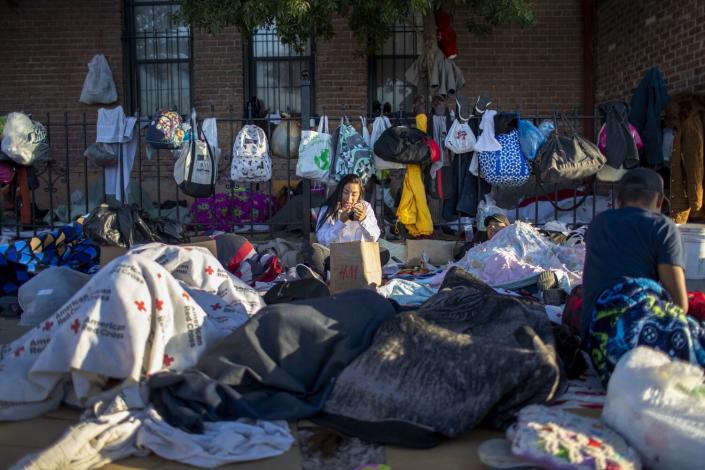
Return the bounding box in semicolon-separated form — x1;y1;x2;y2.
177;0;535;54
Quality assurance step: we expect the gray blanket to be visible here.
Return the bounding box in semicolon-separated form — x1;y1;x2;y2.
149;289;395;433
316;274;564;448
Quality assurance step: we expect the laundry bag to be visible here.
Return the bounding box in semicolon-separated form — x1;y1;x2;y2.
478;129;530;187
1;112;50;166
271;117;301;159
603;347;705;470
296;115;333;181
79;54;118;105
231;124;272;183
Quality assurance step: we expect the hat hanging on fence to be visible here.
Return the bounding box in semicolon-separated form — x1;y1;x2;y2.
435;9;458;59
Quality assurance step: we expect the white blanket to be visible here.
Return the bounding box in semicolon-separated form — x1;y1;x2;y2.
12;388;293;469
0;243;265;421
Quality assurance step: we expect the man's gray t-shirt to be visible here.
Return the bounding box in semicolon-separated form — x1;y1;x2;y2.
581;207;685;339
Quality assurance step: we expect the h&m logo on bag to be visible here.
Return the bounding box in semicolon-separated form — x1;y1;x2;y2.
338;264;359;280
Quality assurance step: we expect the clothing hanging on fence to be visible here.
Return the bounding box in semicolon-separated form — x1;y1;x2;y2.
629;66;669;168
405;44;465;97
397;164;433;237
96;106;138;202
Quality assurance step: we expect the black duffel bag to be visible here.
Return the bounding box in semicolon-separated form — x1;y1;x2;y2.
373;126;429;164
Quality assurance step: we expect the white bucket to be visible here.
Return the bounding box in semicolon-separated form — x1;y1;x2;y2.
679;223;705;279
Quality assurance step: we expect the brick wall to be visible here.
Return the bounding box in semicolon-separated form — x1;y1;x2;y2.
453;0;584;116
315;17;368;116
0;0;124;118
595;0;705;103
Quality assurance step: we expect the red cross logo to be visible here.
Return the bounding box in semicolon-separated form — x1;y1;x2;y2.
134;300;147;312
155;299;164;311
205;266;214;276
70;319;81;334
211;303;221;311
162;354;175;368
182;292;190;301
13;346;24;357
42;321;53;331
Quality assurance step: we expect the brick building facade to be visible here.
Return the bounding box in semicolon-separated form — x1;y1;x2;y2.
595;0;705;103
0;0;701;218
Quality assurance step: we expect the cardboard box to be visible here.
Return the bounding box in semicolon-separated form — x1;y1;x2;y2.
406;239;459;266
99;236;218;266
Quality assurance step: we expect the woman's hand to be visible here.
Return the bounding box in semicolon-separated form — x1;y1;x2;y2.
353;203;366;222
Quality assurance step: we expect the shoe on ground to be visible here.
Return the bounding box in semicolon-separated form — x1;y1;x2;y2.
296;264;324;282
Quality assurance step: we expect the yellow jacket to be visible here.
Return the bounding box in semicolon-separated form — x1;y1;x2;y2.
397;163;433;237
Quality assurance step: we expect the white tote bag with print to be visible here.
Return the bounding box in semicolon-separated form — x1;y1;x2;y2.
296;115;334;181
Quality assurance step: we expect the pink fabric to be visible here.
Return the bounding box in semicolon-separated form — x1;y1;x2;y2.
0;162;15;184
598;123;644;154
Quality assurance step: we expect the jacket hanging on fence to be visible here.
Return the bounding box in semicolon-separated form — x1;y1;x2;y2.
405;44;465;97
598;101;640;170
629;66;669;168
665;93;705;223
397;164;434;237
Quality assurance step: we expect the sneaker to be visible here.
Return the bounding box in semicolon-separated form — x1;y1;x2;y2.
474;92;492;114
296;264;324;282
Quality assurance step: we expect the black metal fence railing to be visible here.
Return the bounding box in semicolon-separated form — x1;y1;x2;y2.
0;78;618;242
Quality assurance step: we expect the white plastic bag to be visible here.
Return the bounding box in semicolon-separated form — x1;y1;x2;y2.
201;117;222;161
1;112;50;165
445;118;476;154
603;347;705;470
360;116;370;147
79;54;117;105
296;115;333;181
476;194;506;231
370;115;404;171
469;151;479;176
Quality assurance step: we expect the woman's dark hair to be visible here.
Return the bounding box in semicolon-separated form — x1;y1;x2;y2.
316;174;365;231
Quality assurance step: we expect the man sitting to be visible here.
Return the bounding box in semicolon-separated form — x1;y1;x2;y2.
582;168;702;384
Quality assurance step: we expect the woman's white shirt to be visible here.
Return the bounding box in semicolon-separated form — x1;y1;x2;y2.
315;200;381;246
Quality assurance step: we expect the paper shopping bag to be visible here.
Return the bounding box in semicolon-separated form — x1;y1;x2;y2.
329;241;382;293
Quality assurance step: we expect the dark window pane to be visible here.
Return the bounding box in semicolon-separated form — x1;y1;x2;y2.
133;1;191;113
252;23;310;113
370;17;422;112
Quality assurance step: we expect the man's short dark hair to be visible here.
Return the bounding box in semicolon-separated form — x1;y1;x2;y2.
617;188;660;205
617;168;664;206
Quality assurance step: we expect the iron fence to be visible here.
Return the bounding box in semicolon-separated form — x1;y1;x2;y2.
0;78;620;243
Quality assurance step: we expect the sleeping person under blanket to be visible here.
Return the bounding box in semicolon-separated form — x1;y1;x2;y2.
297;174;389;281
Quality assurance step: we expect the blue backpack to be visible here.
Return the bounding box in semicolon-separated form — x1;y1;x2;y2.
478;128;530;187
